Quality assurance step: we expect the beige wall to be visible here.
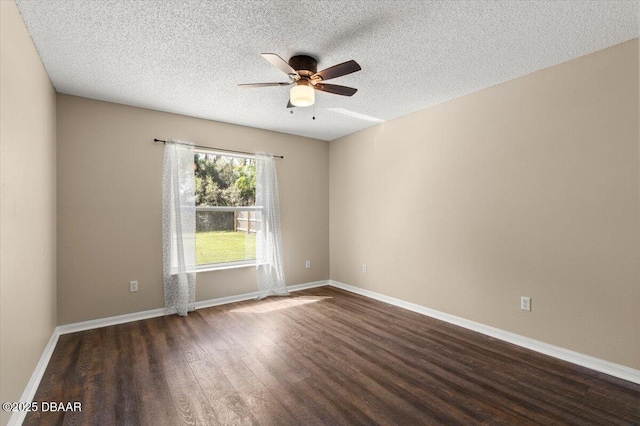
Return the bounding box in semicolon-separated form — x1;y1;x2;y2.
0;1;58;424
330;40;640;369
57;95;329;324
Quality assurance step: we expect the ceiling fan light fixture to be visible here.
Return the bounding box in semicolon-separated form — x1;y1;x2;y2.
290;82;315;107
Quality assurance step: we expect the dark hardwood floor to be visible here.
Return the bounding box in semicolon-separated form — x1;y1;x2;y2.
24;286;640;425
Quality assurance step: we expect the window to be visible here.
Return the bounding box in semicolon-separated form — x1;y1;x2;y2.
194;150;259;269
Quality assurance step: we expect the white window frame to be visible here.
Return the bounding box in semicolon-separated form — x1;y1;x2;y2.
194;149;260;272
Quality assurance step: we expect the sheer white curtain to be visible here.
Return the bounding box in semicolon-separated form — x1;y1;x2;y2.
255;153;289;299
162;139;196;316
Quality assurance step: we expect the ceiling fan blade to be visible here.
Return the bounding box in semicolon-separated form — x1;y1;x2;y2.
238;82;292;88
261;53;297;76
313;83;358;96
287;100;296;108
312;60;361;81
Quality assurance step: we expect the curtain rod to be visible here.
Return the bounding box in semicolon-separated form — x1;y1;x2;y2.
153;139;284;159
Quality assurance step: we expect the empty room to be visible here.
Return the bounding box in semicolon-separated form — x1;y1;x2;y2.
1;0;639;425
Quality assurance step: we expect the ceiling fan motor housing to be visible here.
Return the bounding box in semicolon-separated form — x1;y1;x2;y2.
288;55;318;77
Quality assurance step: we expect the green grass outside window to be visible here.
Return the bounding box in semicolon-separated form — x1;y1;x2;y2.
196;231;256;265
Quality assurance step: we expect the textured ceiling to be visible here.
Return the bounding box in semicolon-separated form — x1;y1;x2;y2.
15;0;639;141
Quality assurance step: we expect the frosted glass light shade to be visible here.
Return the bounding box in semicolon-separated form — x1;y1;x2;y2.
290;84;315;107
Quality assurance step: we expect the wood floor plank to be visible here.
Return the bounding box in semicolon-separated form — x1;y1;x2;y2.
72;328;103;426
24;286;640;425
112;323;142;425
88;326;117;426
240;352;327;425
134;319;184;426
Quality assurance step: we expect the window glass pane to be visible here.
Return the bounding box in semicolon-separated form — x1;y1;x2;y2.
195;153;255;207
195;211;258;265
194;153;257;266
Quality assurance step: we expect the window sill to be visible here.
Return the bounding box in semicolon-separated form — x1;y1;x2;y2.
196;261;256;273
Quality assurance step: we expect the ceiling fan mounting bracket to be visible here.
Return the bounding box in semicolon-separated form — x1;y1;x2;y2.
288;55;318;77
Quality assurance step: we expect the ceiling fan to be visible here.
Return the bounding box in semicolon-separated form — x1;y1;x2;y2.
238;54;361;108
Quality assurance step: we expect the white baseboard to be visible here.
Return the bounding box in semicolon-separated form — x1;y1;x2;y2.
58;307;167;335
328;280;640;385
195;280;329;309
8;330;60;426
57;280;329;335
286;280;331;292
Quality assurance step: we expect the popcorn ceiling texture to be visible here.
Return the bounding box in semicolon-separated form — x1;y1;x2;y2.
15;0;638;141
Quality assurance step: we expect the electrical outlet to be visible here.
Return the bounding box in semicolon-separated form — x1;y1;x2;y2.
362;264;367;274
130;280;138;293
521;296;531;311
305;260;311;269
